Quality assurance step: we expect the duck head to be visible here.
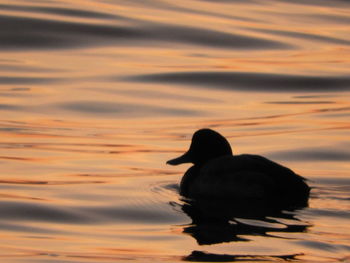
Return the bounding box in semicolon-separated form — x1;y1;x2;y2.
167;129;232;166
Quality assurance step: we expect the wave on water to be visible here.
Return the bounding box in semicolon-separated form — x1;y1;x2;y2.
125;71;350;92
0;14;290;50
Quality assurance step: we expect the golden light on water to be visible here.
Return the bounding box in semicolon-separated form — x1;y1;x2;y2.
0;0;349;262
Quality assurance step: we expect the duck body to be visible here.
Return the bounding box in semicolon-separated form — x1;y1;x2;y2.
180;154;309;207
167;129;310;208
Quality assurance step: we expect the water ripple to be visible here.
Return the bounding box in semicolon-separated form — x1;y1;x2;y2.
58;100;200;117
0;14;291;50
0;76;63;85
125;71;350;92
0;201;93;223
0;3;123;20
251;28;350;45
267;147;350;162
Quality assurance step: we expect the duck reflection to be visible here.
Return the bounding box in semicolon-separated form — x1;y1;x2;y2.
183;250;303;262
179;198;309;245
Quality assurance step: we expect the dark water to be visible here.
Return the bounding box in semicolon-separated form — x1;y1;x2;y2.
0;0;349;262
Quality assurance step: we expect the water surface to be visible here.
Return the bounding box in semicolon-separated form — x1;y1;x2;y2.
0;0;349;262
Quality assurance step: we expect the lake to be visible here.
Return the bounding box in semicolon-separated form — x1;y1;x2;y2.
0;0;349;262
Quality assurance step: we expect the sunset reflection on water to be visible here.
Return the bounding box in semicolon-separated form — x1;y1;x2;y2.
0;0;349;262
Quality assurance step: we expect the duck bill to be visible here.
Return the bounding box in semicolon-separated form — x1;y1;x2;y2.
166;152;191;165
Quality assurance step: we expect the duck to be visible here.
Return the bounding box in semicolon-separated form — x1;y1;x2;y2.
167;129;310;208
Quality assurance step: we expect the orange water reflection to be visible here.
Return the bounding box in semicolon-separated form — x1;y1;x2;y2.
0;0;350;262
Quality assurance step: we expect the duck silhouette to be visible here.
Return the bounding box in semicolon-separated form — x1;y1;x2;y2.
167;129;310;208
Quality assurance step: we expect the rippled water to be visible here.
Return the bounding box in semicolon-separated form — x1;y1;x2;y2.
0;0;350;262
